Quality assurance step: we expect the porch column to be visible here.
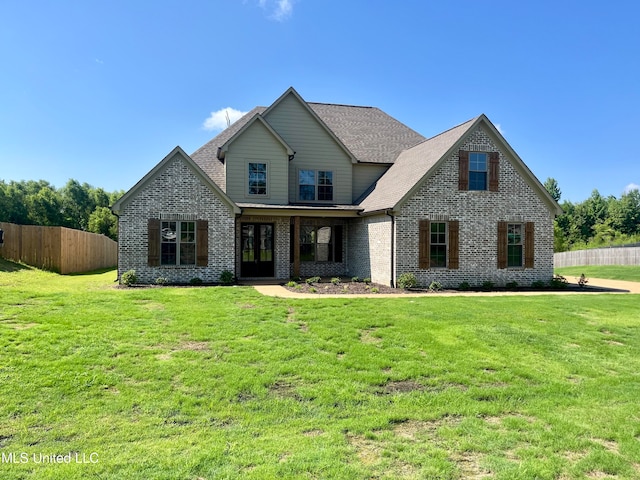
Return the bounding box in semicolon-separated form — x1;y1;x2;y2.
293;216;300;278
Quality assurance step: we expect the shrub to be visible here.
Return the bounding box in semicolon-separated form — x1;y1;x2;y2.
531;280;547;289
351;276;360;283
371;287;379;293
363;277;371;284
481;280;495;291
306;276;321;284
286;281;297;287
550;274;568;289
331;277;341;285
506;281;518;290
428;281;443;292
397;272;418;289
189;277;203;286
309;287;317;293
219;270;234;285
120;269;137;287
155;277;169;286
295;284;303;291
458;281;471;291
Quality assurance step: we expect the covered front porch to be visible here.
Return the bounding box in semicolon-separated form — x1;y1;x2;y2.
234;204;361;281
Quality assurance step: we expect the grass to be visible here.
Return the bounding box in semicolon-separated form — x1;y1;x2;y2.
1;258;640;479
555;265;640;283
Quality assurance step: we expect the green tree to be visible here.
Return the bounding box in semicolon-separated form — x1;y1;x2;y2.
609;189;640;236
61;179;94;230
25;185;63;226
88;206;118;240
553;222;567;252
544;177;562;202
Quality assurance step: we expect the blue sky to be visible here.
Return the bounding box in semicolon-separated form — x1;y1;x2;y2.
1;0;638;203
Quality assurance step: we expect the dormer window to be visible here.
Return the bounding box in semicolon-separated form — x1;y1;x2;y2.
299;169;333;201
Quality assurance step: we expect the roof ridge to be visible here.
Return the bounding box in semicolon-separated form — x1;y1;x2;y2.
308;101;375;109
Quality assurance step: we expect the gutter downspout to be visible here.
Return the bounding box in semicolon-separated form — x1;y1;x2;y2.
386;210;395;287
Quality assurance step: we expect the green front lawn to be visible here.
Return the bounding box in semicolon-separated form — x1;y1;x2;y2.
555;265;640;283
1;259;640;479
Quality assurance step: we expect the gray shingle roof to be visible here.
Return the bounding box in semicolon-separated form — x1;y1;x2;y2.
307;103;426;164
358;117;478;213
189;102;427;185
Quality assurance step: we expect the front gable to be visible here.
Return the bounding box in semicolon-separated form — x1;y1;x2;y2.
262;88;355;204
111;146;240;216
423;116;562;217
367;115;561;217
222;116;291;204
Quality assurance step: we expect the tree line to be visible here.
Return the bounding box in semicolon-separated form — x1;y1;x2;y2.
545;178;640;251
2;176;638;251
0;179;123;241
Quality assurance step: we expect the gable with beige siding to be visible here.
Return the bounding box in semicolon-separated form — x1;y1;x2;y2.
223;120;290;204
262;92;354;204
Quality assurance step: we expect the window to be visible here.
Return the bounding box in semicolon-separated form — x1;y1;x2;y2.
469;152;488;190
161;221;196;265
419;220;459;270
430;222;447;268
248;162;267;195
498;221;534;269
507;223;523;267
299;169;333;201
294;225;343;262
459;151;499;191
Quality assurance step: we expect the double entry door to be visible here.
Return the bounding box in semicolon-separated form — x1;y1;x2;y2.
240;223;274;277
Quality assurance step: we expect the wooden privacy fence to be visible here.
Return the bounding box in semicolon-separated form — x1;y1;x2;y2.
554;247;640;268
0;222;117;274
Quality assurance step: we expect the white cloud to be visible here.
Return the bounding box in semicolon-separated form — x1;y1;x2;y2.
257;0;294;21
273;0;293;21
495;123;505;135
202;107;248;131
623;183;639;194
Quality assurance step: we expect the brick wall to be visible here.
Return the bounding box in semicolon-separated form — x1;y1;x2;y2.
348;214;393;285
117;156;236;284
395;125;555;288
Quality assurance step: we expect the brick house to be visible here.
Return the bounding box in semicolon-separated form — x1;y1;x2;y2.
111;87;562;287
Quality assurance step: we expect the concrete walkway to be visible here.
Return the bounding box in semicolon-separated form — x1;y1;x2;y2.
252;278;640;299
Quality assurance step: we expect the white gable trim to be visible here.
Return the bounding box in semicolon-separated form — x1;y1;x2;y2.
111;146;241;215
262;87;357;164
392;115;562;216
218;114;294;160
